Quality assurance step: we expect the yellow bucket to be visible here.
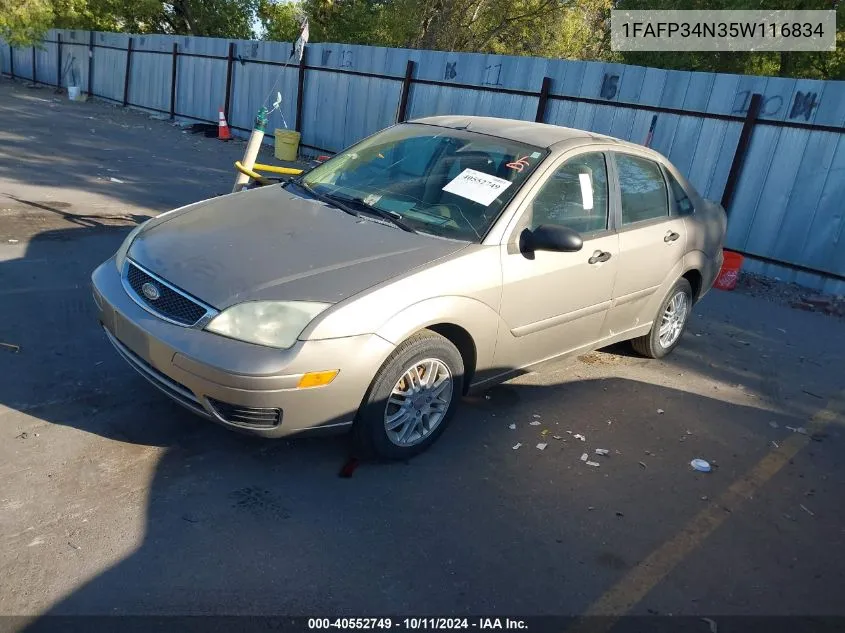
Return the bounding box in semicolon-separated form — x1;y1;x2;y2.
274;129;301;162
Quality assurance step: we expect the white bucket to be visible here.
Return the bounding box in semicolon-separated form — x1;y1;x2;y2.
67;86;80;101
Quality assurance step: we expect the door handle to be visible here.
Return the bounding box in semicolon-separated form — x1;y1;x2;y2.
664;231;680;243
588;250;612;264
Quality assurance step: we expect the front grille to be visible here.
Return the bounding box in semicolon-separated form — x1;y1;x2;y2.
125;262;208;326
207;397;281;428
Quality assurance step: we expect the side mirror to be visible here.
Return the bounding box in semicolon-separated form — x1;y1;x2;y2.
521;225;584;254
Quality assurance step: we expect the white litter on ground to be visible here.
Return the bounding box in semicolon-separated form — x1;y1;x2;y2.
512;443;522;450
580;453;588;462
585;461;600;467
786;426;808;435
529;421;541;426
690;458;712;473
508;424;516;430
574;434;586;442
108;177;125;183
536;443;547;451
595;449;609;456
657;409;665;414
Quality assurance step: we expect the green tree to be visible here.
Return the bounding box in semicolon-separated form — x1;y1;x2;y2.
258;0;303;41
1;0;53;46
48;0;264;38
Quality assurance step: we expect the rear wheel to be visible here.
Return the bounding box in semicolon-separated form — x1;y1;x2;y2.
631;278;692;359
353;330;464;460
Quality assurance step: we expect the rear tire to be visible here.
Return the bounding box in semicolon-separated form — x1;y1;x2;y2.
631;278;692;359
353;330;464;461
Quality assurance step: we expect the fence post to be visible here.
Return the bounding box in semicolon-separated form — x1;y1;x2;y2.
295;47;307;133
395;60;415;123
56;33;62;88
9;44;13;79
122;37;133;107
31;45;36;83
535;76;552;123
224;42;235;122
87;31;94;96
170;43;178;119
721;93;762;215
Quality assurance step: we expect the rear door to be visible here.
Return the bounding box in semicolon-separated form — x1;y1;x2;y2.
604;151;688;337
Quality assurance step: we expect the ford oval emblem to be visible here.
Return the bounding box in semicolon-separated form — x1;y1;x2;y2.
141;282;161;301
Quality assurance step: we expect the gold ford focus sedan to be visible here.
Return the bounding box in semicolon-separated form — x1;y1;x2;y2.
91;116;726;459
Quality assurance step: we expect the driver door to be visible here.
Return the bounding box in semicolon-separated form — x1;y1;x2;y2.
494;151;620;370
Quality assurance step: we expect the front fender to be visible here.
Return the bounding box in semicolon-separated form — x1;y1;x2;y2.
375;295;500;374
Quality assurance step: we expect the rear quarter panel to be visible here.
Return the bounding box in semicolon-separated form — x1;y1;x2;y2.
683;198;728;297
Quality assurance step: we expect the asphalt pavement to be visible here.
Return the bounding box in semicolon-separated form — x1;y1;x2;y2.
1;78;844;627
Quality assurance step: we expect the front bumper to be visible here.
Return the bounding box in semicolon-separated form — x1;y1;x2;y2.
91;258;395;437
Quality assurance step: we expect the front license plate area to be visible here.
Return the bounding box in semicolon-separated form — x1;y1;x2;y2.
114;311;150;360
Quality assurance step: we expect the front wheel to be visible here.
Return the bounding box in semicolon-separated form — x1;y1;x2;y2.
353;330;464;460
631;278;692;359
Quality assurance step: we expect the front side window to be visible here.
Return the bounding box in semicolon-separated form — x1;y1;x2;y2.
616;154;670;225
299;124;548;241
528;152;609;234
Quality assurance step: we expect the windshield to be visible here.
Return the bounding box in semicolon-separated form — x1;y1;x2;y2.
299;123;548;241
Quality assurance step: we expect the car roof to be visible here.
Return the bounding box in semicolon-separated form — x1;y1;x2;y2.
409;115;654;155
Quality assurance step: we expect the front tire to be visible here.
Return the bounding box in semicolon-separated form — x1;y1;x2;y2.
631;278;692;359
353;330;464;460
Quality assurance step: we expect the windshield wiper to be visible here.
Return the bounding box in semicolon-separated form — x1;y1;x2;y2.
327;194;418;233
288;180;359;218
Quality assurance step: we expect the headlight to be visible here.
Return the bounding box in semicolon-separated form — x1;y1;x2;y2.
205;301;331;349
114;220;148;271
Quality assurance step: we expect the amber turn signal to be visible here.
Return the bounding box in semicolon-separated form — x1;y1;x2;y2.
297;370;339;389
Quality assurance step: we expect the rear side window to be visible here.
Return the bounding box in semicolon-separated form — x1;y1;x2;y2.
616;154;669;225
666;170;695;216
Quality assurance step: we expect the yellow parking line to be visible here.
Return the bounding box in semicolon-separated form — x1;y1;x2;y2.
567;392;844;633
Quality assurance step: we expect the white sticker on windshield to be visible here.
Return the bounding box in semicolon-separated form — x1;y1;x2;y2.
442;169;513;206
578;173;594;211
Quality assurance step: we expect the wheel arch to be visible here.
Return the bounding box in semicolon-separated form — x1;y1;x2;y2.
374;295;498;394
425;323;477;394
682;268;703;301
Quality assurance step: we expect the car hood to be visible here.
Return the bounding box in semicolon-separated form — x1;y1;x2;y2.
128;185;468;309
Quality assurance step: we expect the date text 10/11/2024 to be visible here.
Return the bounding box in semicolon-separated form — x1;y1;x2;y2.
308;618;528;630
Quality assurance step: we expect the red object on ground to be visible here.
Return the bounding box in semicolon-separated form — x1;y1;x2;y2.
316;155;331;163
217;109;232;141
338;457;360;478
714;250;744;291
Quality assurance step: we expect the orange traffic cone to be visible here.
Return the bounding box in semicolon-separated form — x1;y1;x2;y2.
218;109;232;141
